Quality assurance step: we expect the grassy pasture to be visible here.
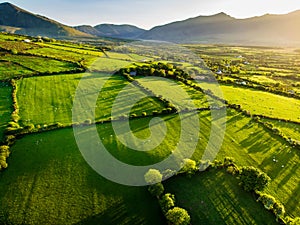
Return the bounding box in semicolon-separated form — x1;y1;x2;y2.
38;42;104;57
220;85;300;122
201;83;300;122
0;40;39;52
2;109;299;223
17;73;165;126
165;169;277;225
2;54;78;74
136;77;211;110
105;52;134;61
25;47;97;66
0;61;34;80
88;57;132;72
262;118;300;142
0;82;12;141
0;127;164;225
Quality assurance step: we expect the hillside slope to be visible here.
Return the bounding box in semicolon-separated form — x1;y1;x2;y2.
140;11;300;46
0;2;92;38
75;24;146;39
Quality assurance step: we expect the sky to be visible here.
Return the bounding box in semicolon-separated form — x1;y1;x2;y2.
3;0;300;29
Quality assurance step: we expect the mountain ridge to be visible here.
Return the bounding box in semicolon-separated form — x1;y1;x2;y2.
1;2;300;46
0;2;92;38
75;24;146;39
139;10;300;46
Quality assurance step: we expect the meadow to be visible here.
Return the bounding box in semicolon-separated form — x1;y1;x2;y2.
200;82;300;122
0;127;164;225
17;73;165;126
0;32;299;224
136;77;211;110
262;118;300;142
2;54;78;74
2;108;299;224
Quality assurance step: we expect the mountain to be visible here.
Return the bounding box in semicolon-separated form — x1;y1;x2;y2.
139;11;300;46
0;2;92;38
75;24;146;39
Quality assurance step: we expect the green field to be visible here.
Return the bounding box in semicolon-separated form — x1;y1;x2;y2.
2;108;299;223
26;47;97;66
1;33;300;224
17;73;165;126
137;77;211;110
2;54;78;74
89;57;132;72
165;169;277;225
0;61;34;80
1;128;164;225
0;82;12;141
202;83;300;122
262;118;300;142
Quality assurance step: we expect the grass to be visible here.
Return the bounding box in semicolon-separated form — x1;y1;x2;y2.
17;73;165;126
2;54;79;74
0;127;164;225
89;57;133;72
25;47;97;66
136;77;211;110
262;118;300;142
0;61;34;80
105;52;135;61
1;106;300;222
165;169;277;225
204;83;300;122
210;109;300;217
38;42;104;57
0;82;12;141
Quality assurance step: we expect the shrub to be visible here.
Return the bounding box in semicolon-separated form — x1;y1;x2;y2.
142;112;147;117
144;169;163;185
180;158;197;177
148;183;164;198
239;166;271;191
4;135;16;146
165;207;191;225
159;193;175;214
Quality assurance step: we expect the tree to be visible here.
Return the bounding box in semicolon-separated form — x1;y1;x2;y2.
180;158;197;177
159;193;175;214
239;166;271;191
165;207;191;225
144;169;163;185
148;183;164;198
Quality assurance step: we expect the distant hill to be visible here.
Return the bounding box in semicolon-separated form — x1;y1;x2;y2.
139;11;300;46
0;2;92;38
75;24;146;39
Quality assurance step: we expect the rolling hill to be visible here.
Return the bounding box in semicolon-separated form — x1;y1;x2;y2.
0;2;92;38
139;11;300;46
75;24;146;39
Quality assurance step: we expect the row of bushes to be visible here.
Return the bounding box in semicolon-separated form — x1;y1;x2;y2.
144;169;191;225
0;80;18;171
118;62;189;79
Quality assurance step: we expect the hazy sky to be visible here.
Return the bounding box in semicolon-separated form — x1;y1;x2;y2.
4;0;300;29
